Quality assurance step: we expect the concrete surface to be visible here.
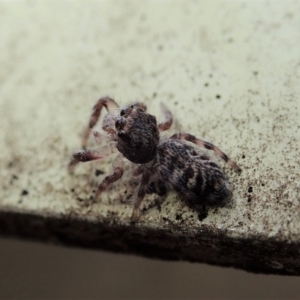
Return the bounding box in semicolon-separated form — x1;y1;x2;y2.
0;1;299;275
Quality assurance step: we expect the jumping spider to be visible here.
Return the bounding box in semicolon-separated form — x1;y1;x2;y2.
69;97;241;222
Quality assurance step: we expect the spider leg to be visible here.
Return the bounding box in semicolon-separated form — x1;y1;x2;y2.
82;96;119;148
131;170;151;222
93;131;104;144
135;102;147;111
158;103;173;132
94;154;124;201
68;145;112;173
132;166;143;177
170;132;241;171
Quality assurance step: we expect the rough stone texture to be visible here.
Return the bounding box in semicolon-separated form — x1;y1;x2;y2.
0;1;299;275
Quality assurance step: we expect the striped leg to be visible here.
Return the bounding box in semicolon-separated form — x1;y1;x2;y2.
131;170;151;222
68;145;112;173
94;154;124;201
170;132;241;172
158;103;173;132
82;96;119;148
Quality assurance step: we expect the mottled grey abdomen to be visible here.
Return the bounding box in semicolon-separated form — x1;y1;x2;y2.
156;140;230;208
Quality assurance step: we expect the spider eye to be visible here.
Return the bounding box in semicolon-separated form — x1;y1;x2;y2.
136;102;147;111
115;118;126;130
120;109;126;116
132;103;144;111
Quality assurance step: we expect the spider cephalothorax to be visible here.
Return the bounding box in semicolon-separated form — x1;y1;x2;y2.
69;96;241;222
115;104;159;164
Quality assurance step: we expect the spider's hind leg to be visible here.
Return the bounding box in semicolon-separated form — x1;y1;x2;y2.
170;132;241;172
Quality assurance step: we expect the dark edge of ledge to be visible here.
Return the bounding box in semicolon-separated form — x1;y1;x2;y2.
0;210;299;276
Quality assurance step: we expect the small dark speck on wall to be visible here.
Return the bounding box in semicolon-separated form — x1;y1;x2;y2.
21;189;29;196
248;186;253;193
175;213;182;221
95;169;104;176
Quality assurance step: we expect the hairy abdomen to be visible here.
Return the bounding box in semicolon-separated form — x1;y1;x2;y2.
156;140;230;208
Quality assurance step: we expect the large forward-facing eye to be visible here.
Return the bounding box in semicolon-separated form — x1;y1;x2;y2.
120;108;127;116
115;118;126;130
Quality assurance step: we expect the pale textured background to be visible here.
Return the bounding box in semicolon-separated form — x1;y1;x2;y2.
1;0;300;298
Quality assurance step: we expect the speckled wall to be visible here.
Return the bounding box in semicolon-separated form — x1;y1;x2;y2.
1;0;300;297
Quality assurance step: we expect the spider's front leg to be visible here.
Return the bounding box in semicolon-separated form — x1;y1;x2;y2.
94;154;124;201
82;96;119;148
170;132;241;171
131;170;151;223
158;103;173;132
68;145;112;173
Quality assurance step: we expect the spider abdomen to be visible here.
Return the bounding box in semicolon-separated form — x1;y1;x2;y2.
156;140;230;209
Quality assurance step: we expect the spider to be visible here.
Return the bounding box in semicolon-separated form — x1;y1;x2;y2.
69;96;241;222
